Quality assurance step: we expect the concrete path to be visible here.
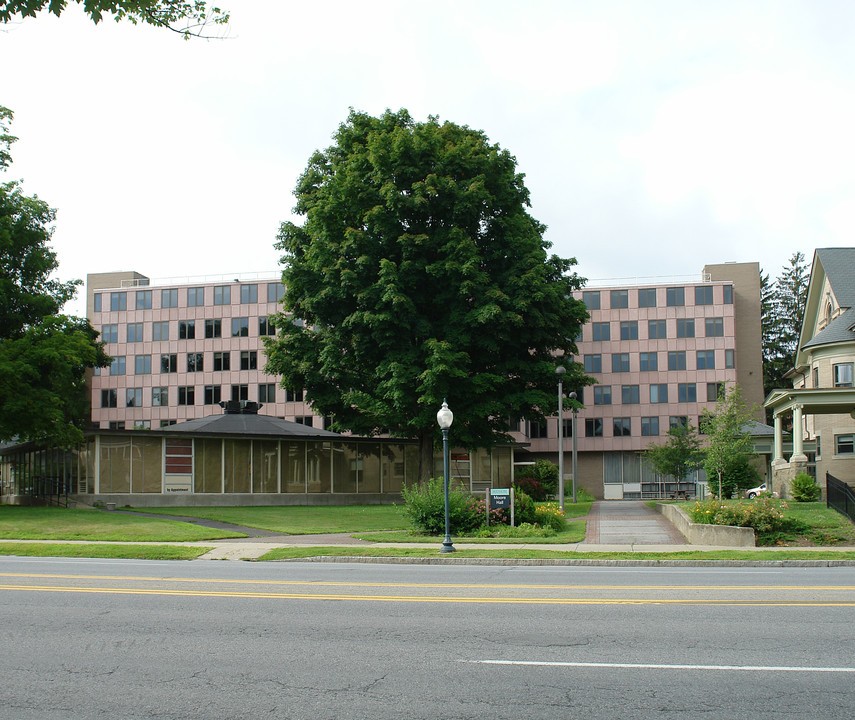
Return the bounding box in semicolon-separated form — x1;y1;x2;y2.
584;500;687;545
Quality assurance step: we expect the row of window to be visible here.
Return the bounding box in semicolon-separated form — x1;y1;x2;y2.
528;415;699;439
587;317;726;342
101;316;279;344
584;349;734;373
586;382;725;406
104;416;317;430
581;285;733;311
94;283;285;313
100;385;305;408
98;350;273;376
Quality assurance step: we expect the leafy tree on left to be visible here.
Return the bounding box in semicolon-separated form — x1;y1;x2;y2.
0;106;109;447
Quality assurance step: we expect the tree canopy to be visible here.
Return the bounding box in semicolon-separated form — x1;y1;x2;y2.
0;0;229;37
701;383;757;498
642;422;704;484
265;109;590;477
0;106;109;447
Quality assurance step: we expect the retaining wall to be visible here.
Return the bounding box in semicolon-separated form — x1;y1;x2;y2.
657;502;755;547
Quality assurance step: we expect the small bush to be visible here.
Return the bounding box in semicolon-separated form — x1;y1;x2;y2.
473;522;557;539
515;459;559;497
515;477;548;501
790;473;821;502
400;478;482;535
688;497;805;538
533;502;566;532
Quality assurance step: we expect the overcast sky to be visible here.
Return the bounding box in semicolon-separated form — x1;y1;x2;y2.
3;0;853;317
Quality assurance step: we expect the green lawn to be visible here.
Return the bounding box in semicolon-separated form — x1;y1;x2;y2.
0;506;244;542
781;502;855;544
0;542;212;560
128;505;412;534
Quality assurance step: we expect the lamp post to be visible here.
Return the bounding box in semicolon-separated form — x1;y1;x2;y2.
569;391;578;504
555;366;566;512
436;399;455;553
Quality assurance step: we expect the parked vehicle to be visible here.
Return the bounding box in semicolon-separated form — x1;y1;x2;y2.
746;484;766;499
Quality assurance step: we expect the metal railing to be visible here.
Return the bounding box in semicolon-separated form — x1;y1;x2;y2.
826;472;855;523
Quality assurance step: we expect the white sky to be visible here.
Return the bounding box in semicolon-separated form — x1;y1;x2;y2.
2;0;854;317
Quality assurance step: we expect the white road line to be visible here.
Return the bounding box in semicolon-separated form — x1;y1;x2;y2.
470;660;855;673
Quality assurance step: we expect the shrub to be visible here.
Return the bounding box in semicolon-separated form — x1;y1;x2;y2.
400;478;483;535
687;497;802;536
473;522;557;539
515;459;559;497
533;502;566;532
790;473;821;502
515;477;548;501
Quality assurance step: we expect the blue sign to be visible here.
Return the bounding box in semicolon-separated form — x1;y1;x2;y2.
490;489;511;509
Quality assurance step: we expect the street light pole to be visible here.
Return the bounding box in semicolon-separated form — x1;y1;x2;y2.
569;391;578;504
555;366;566;512
436;399;455;553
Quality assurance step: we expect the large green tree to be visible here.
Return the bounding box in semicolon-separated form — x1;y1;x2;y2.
265;109;590;478
642;423;704;487
0;0;228;36
701;384;757;498
0;106;109;447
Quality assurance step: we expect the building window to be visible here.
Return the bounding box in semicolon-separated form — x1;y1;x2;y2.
647;319;666;339
205;319;222;339
650;384;668;403
93;293;102;312
178;386;195;406
694;286;713;305
240;350;258;371
187;287;205;306
101;324;118;343
613;417;631;437
813;366;820;388
213;351;231;372
231;384;249;402
187;352;204;372
833;363;854;388
723;285;733;304
110;292;126;311
707;382;724;402
259;317;276;336
126;388;142;407
612;353;630;373
240;284;258;304
214;285;231;305
666;287;685;306
705;317;724;337
621;385;640;404
610;289;628;309
152;387;168;406
152;321;169;341
584;354;602;373
593;386;612;405
134;355;151;375
286;388;304;402
110;356;126;375
135;290;152;310
101;389;117;408
529;420;548;439
585;418;603;438
592;322;610;341
620;321;638;340
127;322;143;343
638;288;657;307
178;320;195;340
696;350;716;370
561;418;575;437
108;421;125;430
259;383;276;403
725;349;735;369
133;420;151;430
669;416;688;430
161;354;178;373
268;282;285;302
160;420;177;428
204;385;222;405
161;288;178;308
836;434;854;455
678;383;697;402
295;416;314;427
232;317;249;337
676;319;695;338
668;351;686;371
641;417;659;436
582;291;600;310
639;352;658;372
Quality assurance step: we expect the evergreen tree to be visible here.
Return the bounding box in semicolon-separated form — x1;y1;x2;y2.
265;109;590;479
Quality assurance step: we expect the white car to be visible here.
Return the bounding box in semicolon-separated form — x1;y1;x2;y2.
746;484;766;499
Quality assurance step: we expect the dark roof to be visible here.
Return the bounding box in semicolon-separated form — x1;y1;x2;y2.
816;248;855;307
803;306;855;350
741;420;780;437
160;413;341;439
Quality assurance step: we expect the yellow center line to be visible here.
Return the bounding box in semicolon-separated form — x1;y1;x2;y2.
0;573;852;592
0;584;853;606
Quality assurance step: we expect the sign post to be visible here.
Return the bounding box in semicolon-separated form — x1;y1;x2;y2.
487;488;514;527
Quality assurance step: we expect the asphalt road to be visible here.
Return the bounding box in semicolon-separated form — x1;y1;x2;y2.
1;557;853;720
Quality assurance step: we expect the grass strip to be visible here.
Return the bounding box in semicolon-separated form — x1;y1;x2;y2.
0;542;211;560
256;546;855;562
0;507;244;542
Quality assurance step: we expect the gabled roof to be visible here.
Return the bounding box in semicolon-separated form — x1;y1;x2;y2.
803;306;855;350
815;248;855;307
160;413;341;439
